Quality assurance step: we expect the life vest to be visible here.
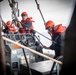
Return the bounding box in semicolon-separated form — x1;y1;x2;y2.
8;26;16;33
48;24;66;36
19;28;26;34
21;17;35;24
54;24;66;34
20;17;34;33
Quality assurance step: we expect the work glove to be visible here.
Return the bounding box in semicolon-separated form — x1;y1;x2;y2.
30;30;36;34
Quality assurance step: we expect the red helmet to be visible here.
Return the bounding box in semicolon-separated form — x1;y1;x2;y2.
6;21;12;25
21;12;28;16
45;20;55;29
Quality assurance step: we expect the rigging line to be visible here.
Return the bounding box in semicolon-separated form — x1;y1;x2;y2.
34;30;57;44
35;0;46;25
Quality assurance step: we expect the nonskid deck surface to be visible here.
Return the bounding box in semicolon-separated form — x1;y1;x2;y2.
20;60;54;75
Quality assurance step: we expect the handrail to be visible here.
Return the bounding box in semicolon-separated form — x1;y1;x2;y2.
2;36;62;65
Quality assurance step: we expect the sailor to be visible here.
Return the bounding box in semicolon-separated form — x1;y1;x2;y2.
17;12;35;34
43;20;66;58
2;20;16;34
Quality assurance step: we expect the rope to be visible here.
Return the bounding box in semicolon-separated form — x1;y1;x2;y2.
34;30;57;44
35;0;46;25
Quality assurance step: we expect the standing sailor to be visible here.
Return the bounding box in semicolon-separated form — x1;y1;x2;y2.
17;12;35;34
43;20;66;58
2;20;16;34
